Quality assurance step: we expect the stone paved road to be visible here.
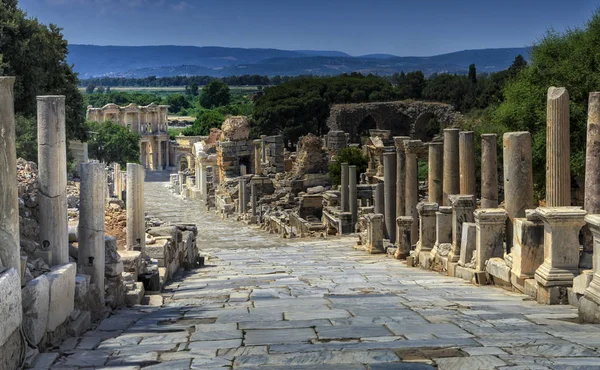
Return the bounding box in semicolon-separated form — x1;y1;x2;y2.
45;172;600;369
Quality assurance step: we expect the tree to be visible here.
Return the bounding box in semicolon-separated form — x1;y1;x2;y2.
468;64;477;84
165;93;191;114
105;86;111;94
97;86;105;94
329;147;368;185
200;80;230;108
182;110;225;136
86;84;96;94
185;81;199;96
1;0;86;144
87;121;140;167
508;54;528;76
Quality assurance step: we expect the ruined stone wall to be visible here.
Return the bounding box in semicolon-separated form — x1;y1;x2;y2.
292;134;329;177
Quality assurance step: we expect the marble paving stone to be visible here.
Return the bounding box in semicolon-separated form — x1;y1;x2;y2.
244;328;317;345
434;355;506;370
316;325;392;340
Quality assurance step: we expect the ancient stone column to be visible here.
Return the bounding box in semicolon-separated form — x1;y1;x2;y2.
78;162;106;303
415;202;439;258
448;195;476;264
349;165;358;226
127;163;146;255
383;152;397;242
503;132;534;252
157;139;163;170
0;77;20;275
534;207;586;304
251;182;257;217
239;179;247;214
584;93;600;260
253;139;262;175
443;128;460;206
481;134;498;208
38;96;69;266
474;208;507;271
260;135;267;163
459;131;476;196
580;214;600;322
394;136;410;220
395;216;413;259
374;182;384;215
428;142;443;205
341;163;349;212
404;140;421;244
546;87;571;207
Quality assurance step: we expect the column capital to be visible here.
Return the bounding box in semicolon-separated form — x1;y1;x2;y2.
474;208;508;224
449;194;475;208
396;216;413;227
417;202;439;216
253;139;262;146
393;136;410;151
403;140;427;155
535;207;586;226
438;206;453;214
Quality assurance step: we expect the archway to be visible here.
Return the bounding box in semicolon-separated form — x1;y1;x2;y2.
414;112;441;142
380;113;412;137
357;115;377;144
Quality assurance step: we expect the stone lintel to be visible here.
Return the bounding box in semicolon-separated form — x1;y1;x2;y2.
403;140;426;155
474;208;508;224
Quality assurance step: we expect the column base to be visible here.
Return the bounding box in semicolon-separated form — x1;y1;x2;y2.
536;282;569;305
367;245;385;254
534;262;577;287
579;294;600;323
417;251;431;269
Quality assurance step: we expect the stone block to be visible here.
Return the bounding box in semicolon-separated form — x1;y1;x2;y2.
579;295;600;323
524;278;537;299
458;222;476;266
119;250;142;276
22;274;50;346
47;263;76;332
568;288;582;307
455;265;476;282
510;218;544;279
105;261;124;277
0;268;22;347
486;257;511;284
537;284;569;305
573;270;594;295
125;285;145;306
68;310;91;337
146;239;170;259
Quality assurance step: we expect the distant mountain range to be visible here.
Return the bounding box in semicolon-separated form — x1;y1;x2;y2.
67;45;531;79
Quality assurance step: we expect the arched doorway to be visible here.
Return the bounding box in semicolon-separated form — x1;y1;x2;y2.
357;115;377;144
414;112;441;141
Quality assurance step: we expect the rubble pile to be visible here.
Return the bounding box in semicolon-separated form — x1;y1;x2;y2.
104;199;127;249
292;134;329;177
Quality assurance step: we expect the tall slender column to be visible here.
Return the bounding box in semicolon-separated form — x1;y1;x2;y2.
260;135;267;163
428;142;443;205
251;182;257;217
38;96;68;266
78;162;106;303
383;152;397;242
474;208;507;271
349;165;358;227
503;132;533;251
584;93;600;259
448;195;475;263
0;77;20;275
239;179;247;214
443;128;460;206
165;140;170;168
481;134;498;208
374;182;384;214
127;163;145;255
394;136;410;220
253;139;262;175
459;131;476;196
546;87;571;207
157;140;163;170
404;141;421;245
341;163;349;212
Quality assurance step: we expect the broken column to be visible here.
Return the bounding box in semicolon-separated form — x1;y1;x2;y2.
459;131;476;196
448;195;476;264
415;202;439;266
349;165;358;227
580;214;600;322
431;206;453;260
0;77;20;275
474;208;508;271
78;162;106;303
341;163;349;212
251;182;257;217
239;179;247;214
126;163;146;255
583;93;600;262
253;139;262;174
481;134;498;208
534;207;586;304
394;136;410;220
404;140;421;245
443;128;460;206
428;142;443;205
395;217;413;259
546;87;571;207
503;132;534;251
383;152;397;242
38;95;69;266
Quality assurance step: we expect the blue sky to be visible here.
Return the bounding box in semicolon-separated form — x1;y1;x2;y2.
19;0;599;56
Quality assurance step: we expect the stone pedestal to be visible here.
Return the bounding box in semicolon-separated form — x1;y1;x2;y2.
253;139;262;175
126;163;146;255
579;214;600;322
535;207;586;304
503;132;533;252
415;202;439;255
404;140;422;245
0;77;20;275
546;87;571;207
349;165;358;226
366;213;385;254
428;142;443;205
510;217;544;283
38;95;69;266
474;208;507;271
431;206;453;260
448;195;476;263
443;128;460;206
458;222;476;267
394;136;410;220
78;162;106;303
341;163;349;212
459;131;476;196
383;152;397;242
584;93;600;261
481;134;498;208
395;217;413;259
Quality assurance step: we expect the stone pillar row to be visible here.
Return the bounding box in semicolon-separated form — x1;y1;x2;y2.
127;163;146;255
341;163;349;213
383;152;396;242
